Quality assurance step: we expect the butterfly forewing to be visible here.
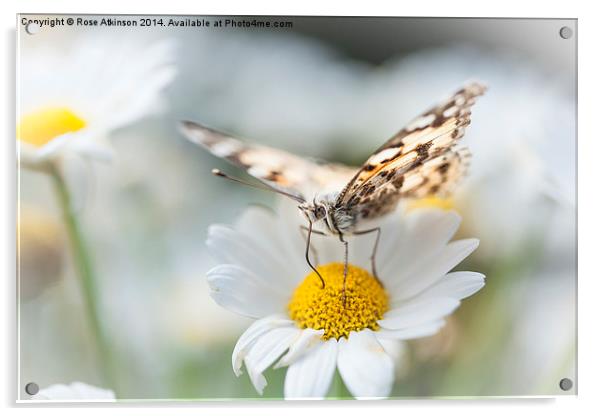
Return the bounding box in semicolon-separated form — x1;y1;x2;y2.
336;82;486;218
180;121;355;200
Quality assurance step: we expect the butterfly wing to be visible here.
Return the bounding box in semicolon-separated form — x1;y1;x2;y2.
336;82;486;218
398;146;471;198
180;121;355;200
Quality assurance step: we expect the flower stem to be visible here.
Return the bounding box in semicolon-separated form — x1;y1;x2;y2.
49;165;116;392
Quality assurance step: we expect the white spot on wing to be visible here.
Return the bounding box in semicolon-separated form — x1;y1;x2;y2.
211;140;243;157
443;106;458;118
248;165;271;178
368;147;399;164
405;113;435;131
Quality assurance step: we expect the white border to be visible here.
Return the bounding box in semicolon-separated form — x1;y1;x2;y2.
2;0;581;17
3;0;600;415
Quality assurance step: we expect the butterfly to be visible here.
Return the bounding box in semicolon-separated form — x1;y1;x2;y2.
180;82;486;303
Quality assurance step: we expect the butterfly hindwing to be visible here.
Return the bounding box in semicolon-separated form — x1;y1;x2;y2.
399;146;471;198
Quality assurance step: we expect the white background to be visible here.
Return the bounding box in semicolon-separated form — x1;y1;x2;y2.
2;0;600;414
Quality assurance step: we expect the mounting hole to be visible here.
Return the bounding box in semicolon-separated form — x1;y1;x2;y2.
25;382;39;395
559;26;573;39
559;378;573;391
25;22;40;35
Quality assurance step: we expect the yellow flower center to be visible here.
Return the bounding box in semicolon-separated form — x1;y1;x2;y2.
407;196;455;211
17;107;87;147
288;263;389;340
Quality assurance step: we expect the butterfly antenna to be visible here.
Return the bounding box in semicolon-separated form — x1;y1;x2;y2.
211;169;304;203
305;220;325;289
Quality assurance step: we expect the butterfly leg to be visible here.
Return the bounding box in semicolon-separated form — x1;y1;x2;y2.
304;220;325;289
338;232;349;307
352;227;383;287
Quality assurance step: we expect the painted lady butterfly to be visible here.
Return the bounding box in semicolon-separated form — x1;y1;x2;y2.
180;82;486;301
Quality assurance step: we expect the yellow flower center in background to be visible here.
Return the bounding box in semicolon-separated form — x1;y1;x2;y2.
288;263;388;340
17;107;87;147
407;196;455;211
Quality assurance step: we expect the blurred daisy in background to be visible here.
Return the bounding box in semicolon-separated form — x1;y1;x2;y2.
30;382;115;402
205;203;484;398
17;33;176;170
17;30;177;398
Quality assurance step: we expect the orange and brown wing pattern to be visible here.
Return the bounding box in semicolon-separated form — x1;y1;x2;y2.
336;82;486;214
398;146;471;198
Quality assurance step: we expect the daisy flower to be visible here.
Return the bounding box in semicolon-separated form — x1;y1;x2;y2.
206;203;485;399
17;33;176;392
30;382;115;402
17;33;176;167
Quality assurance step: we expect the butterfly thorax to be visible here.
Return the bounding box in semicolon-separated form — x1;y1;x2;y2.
299;193;356;235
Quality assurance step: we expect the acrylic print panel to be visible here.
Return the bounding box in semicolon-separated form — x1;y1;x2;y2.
17;15;576;401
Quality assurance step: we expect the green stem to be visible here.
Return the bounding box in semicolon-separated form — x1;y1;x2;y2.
49;165;116;392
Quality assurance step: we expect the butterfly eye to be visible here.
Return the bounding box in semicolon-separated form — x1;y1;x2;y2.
315;206;326;219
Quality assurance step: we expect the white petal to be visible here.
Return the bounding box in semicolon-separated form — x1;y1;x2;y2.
31;382;115;401
348;233;375;269
376;320;446;340
231;314;294;376
30;129;112;164
17;141;43;167
366;212;405;267
235;206;303;290
377;339;410;378
380;210;461;284
35;132;77;159
90;39;176;129
235;206;281;249
207;265;287;318
105;64;176;129
310;230;344;265
284;338;338;399
377;338;406;364
275;328;324;368
379;297;460;330
244;327;300;395
423;271;486;300
337;330;394;399
273;200;310;280
207;225;295;295
70;134;114;162
388;238;480;301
